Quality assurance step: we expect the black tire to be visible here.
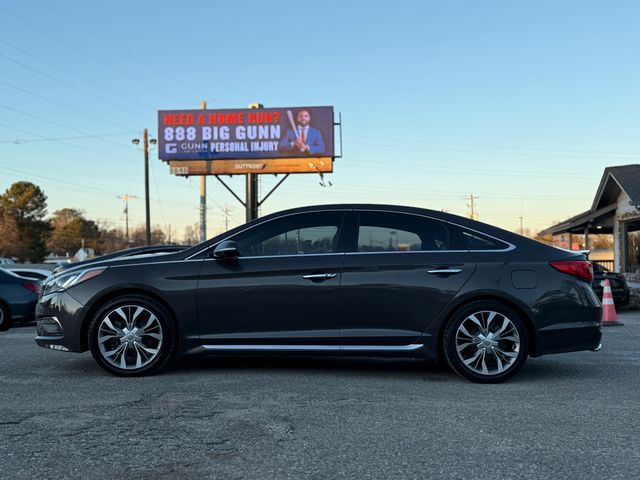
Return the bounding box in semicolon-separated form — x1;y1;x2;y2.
88;294;175;376
443;300;529;383
0;302;13;332
0;302;12;332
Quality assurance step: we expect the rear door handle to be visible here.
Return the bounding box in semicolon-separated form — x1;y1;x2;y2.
302;273;337;281
427;268;463;275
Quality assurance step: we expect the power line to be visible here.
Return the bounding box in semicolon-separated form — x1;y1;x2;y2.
338;158;600;180
0;52;146;118
0;78;139;132
344;139;640;162
149;156;168;227
0;131;137;144
346;133;640;157
0;38;160;113
349;119;640;143
0;109;141;162
0;6;183;103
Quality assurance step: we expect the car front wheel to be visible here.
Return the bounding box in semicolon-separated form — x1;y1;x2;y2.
88;295;175;376
443;301;529;383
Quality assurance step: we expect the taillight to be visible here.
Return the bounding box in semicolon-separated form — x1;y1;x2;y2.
23;281;41;294
549;261;593;283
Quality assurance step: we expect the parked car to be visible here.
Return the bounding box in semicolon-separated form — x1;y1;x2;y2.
0;257;16;265
5;267;53;281
35;204;602;382
0;268;41;331
591;263;629;307
53;245;188;274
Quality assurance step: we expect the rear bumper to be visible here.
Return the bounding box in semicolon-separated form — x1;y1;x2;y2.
8;297;37;321
533;320;602;356
532;280;603;357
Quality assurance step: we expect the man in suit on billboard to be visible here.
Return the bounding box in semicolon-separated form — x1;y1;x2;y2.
279;109;325;155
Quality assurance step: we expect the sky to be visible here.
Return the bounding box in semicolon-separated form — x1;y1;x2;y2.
1;0;640;241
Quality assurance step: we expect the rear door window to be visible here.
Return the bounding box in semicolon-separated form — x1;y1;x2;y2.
354;211;455;252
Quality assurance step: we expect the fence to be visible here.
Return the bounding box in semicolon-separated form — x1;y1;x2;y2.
592;259;614;271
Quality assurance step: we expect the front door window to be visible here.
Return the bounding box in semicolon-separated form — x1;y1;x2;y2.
233;211;345;257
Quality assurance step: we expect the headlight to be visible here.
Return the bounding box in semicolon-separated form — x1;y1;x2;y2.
42;267;107;296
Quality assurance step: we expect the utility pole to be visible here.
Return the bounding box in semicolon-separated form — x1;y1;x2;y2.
131;130;156;245
118;194;137;244
519;216;524;235
222;204;232;232
466;195;479;220
199;101;207;242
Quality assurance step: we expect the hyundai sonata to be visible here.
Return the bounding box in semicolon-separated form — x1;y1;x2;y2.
35;204;602;382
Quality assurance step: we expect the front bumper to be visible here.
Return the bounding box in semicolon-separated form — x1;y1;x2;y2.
35;290;88;353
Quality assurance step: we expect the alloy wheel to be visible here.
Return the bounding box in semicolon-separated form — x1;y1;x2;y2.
454;310;521;376
97;304;163;370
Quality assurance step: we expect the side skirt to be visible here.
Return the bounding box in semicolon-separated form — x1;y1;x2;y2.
188;344;424;354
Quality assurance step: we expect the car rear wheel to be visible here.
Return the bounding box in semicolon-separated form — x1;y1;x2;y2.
0;303;12;332
443;301;528;383
88;295;175;376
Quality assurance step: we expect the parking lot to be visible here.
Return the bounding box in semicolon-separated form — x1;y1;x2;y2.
0;313;638;479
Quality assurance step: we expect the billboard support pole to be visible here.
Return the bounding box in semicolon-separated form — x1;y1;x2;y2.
199;101;207;242
246;173;258;222
246;102;263;222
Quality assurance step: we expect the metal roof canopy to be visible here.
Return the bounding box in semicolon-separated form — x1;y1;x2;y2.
539;164;640;236
540;203;616;236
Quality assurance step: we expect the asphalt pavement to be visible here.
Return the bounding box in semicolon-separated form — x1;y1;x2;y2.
1;313;639;479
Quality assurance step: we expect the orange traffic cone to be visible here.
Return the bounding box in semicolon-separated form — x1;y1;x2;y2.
602;279;623;326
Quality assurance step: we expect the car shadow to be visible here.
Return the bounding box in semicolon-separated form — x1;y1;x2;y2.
164;354;458;382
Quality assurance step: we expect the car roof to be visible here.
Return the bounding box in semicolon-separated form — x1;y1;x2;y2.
179;203;558;259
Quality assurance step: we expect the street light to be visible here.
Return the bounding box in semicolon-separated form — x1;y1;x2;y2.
131;129;156;246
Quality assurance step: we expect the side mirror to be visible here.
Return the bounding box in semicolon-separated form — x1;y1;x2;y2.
212;240;239;259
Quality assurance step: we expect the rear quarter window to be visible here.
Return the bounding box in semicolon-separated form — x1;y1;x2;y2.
461;230;510;251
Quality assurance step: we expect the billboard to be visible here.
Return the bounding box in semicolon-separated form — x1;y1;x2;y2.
158;106;334;161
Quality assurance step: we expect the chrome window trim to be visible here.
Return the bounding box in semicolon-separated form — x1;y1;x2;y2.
345;250;470;256
186;206;516;260
204;252;344;261
199;344;424;352
109;259;204;269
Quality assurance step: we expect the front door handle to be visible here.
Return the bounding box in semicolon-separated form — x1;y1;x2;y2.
427;268;463;275
302;273;337;281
